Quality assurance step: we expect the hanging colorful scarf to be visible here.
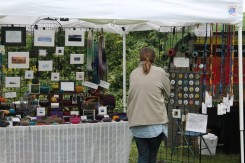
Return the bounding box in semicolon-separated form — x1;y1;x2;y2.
87;29;93;71
209;24;213;95
230;26;235;95
92;41;100;84
219;24;225;96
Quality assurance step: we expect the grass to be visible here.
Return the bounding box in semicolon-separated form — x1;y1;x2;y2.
129;140;240;163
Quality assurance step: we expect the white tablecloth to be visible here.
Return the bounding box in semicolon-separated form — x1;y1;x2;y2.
0;121;132;163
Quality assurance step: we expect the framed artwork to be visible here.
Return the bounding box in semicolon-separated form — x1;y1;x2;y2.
55;47;64;56
37;107;46;116
38;60;53;71
98;106;107;115
65;30;85;46
1;27;26;46
8;52;29;69
76;72;84;81
5;77;21;88
29;84;40;94
51;72;60;81
59;81;75;92
70;54;84;64
34;30;55;47
25;70;34;79
39;49;47;57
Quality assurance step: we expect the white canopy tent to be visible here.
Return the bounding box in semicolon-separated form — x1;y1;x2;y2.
0;0;244;162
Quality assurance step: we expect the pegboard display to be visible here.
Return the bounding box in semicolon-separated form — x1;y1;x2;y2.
169;71;202;106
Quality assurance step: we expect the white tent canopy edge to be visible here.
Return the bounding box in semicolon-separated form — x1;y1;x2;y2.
0;0;243;162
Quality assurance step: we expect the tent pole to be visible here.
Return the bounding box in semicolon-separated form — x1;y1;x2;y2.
123;32;127;113
238;23;244;163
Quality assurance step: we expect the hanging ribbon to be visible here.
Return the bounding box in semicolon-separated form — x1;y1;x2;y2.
92;41;100;84
87;29;94;71
230;26;235;95
219;24;225;96
209;24;213;95
202;23;208;100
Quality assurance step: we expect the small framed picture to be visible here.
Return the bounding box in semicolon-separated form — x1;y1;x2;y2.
34;30;55;47
76;72;84;81
70;54;84;64
51;72;60;81
5;77;21;88
1;27;26;46
29;84;40;94
37;107;46;116
38;60;53;71
39;49;47;57
65;29;85;46
8;52;29;68
55;47;64;56
98;106;107;115
25;70;34;79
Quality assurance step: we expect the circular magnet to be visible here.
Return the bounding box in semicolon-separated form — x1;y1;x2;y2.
199;64;204;69
184;80;189;85
189;80;194;86
183;100;188;105
195;94;200;99
178;87;183;92
171;80;176;85
183;93;188;98
170;93;175;98
189;94;194;98
189;87;194;92
178;100;183;105
171;73;176;78
195;87;200;92
195;81;200;85
189;74;194;79
195;74;200;79
178;93;183;98
189;100;194;105
195;100;200;105
178;80;183;85
170;99;175;104
184;87;188;92
184;74;188;79
178;74;183;79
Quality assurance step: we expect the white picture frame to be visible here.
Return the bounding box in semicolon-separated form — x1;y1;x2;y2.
38;49;47;57
37;107;46;116
34;30;55;47
5;77;21;88
8;52;29;69
70;54;84;64
55;47;64;56
98;106;107;115
25;70;34;79
65;29;85;46
38;60;53;71
76;72;84;81
51;72;60;81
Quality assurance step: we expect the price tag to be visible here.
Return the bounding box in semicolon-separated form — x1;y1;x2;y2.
80;116;87;120
5;92;16;98
98;80;110;89
82;81;98;89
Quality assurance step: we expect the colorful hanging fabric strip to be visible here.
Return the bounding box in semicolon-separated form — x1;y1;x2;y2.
87;29;94;71
92;41;100;84
209;24;213;95
219;24;225;96
202;23;208;100
230;26;235;95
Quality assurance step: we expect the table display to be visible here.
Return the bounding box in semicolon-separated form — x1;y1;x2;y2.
0;122;132;163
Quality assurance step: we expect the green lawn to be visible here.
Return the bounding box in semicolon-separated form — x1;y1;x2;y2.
129;140;240;163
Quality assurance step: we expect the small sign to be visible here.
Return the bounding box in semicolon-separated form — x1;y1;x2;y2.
185;113;208;133
99;80;110;89
82;81;98;89
173;57;189;68
5;92;17;98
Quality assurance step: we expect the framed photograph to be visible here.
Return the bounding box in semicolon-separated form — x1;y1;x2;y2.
59;81;75;92
70;54;84;64
76;72;84;81
5;77;21;88
37;107;46;116
98;106;107;115
39;49;47;57
51;72;60;81
8;52;29;69
65;30;85;46
55;47;64;56
1;27;26;46
38;60;53;71
34;30;55;47
29;84;40;94
25;70;34;79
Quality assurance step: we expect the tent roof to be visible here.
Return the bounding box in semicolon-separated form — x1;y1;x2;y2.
0;0;243;34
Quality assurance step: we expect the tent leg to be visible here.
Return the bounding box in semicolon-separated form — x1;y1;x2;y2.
123;32;127;113
238;23;244;163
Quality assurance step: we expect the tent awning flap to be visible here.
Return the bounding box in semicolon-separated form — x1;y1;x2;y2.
0;0;242;25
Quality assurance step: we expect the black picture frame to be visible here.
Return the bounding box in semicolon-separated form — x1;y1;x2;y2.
59;81;75;92
1;27;26;46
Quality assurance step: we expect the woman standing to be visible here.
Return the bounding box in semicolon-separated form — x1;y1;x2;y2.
127;47;170;163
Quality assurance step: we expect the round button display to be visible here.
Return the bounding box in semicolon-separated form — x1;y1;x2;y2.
170;93;175;98
189;87;194;92
189;74;194;79
195;100;200;105
199;64;204;69
178;80;183;85
178;93;183;98
195;74;200;79
183;93;188;98
171;73;176;78
184;87;188;92
178;74;183;79
170;99;175;104
189;100;194;105
195;94;200;99
189;80;194;85
183;100;188;105
184;80;189;85
178;100;183;105
171;80;175;85
195;81;200;85
189;94;194;98
195;87;200;92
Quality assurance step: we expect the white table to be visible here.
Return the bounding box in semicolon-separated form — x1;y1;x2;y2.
0;121;132;163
